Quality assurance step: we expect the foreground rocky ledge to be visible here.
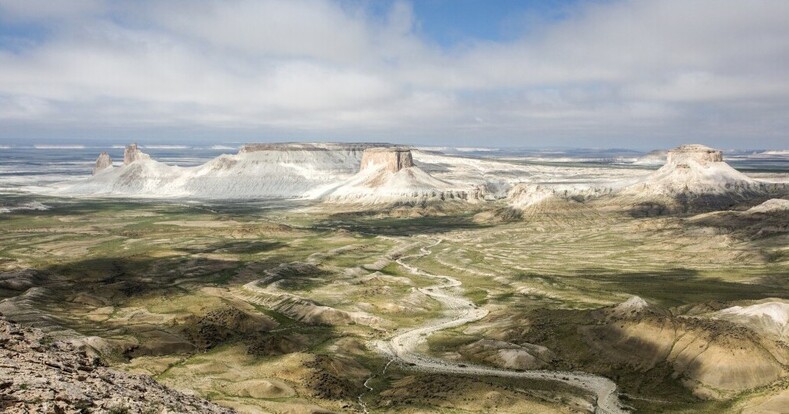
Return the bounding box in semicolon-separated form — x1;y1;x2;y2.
0;314;233;414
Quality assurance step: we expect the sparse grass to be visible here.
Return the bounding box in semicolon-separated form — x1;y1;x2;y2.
426;331;479;353
1;197;787;413
462;288;488;305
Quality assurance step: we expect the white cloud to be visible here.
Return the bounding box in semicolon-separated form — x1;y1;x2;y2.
0;0;787;148
0;95;52;119
0;0;105;22
149;0;372;63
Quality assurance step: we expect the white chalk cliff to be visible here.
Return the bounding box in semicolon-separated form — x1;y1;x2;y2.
716;300;789;340
49;143;781;210
506;144;782;211
57;143;389;199
315;147;472;204
622;144;761;197
507;184;614;209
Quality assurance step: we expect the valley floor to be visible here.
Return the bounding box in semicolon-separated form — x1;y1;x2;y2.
1;194;788;413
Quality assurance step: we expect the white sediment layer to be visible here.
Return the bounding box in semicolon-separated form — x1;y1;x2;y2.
43;143;780;208
717;300;789;339
52;144;376;199
747;198;789;213
317;148;473;204
621;144;761;197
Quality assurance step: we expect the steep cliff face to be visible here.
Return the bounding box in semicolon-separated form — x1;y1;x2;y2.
622;144;760;197
617;144;785;214
61;144;481;203
359;148;414;173
666;144;723;165
123;143;150;165
92;152;113;175
62;143;375;199
54;142;781;208
506;144;785;212
316;147;473;204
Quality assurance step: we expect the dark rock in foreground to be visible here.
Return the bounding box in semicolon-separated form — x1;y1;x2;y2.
0;314;234;414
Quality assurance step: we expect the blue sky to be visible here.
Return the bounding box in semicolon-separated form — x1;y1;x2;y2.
0;0;788;149
409;0;581;46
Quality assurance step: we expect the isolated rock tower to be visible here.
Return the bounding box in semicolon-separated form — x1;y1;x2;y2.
92;152;113;175
359;147;414;173
123;143;150;165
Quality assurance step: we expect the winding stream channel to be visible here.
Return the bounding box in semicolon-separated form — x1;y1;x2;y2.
362;239;627;414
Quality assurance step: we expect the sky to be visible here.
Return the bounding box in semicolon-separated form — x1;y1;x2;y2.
0;0;788;149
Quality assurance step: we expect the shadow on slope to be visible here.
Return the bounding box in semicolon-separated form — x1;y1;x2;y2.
489;268;789;412
1;255;341;360
313;213;491;236
175;240;286;255
590;271;789;308
685;210;789;241
625;193;783;218
516;268;789;308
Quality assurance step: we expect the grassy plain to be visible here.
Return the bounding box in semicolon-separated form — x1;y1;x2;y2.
0;195;787;413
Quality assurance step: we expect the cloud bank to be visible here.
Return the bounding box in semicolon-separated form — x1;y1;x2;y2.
0;0;787;148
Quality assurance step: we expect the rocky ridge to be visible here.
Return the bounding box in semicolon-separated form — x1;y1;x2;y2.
56;142;784;211
0;314;233;414
507;184;614;209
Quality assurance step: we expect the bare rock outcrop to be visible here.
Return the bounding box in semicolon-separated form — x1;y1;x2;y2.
123;143;150;165
716;300;789;340
508;184;613;209
318;147;475;204
627;144;751;195
359;147;414;173
60;142;401;199
618;144;785;214
608;296;651;318
0;314;234;413
92;152;113;175
667;144;723;165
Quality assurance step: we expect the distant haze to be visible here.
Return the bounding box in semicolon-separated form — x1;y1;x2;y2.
0;0;788;150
